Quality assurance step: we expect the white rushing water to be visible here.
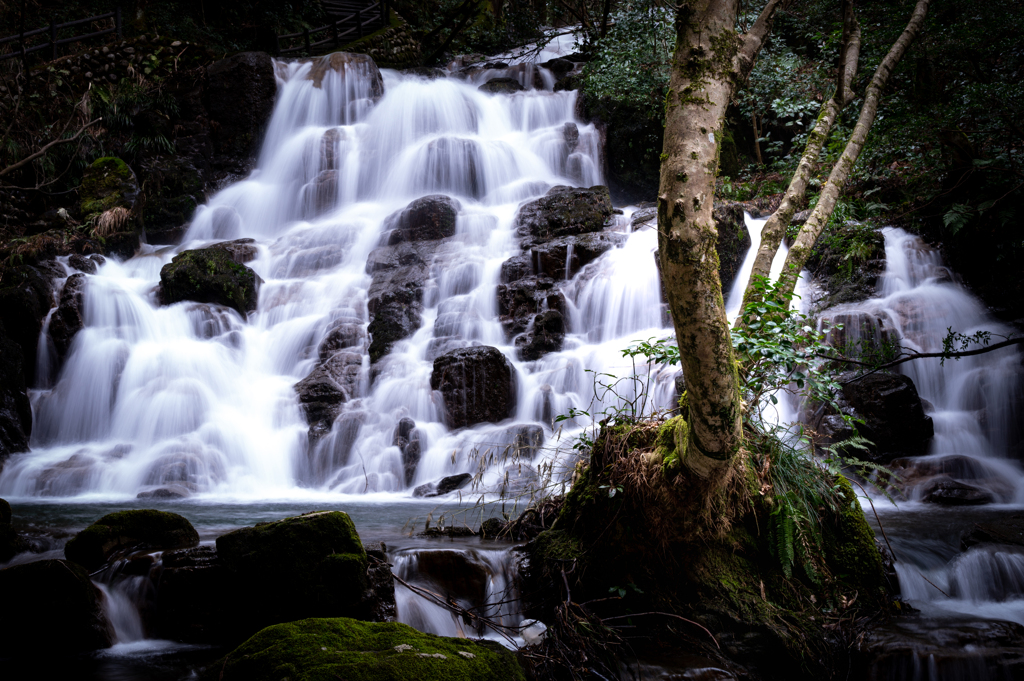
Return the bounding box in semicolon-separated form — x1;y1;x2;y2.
0;54;678;503
823;228;1024;627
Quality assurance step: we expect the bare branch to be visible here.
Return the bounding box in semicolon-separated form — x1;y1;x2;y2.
0;118;102;179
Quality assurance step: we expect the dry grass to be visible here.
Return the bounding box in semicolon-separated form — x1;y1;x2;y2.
94;206;131;237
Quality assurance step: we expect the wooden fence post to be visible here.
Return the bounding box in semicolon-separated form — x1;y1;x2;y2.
355;9;363;39
115;5;122;40
332;19;339;48
304;27;310;55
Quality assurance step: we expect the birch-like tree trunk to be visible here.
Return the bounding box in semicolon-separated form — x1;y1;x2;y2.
658;0;788;483
776;0;931;300
739;0;861;313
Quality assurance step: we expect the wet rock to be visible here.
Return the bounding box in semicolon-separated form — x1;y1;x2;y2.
529;231;626;280
713;202;752;293
961;513;1024;550
80;156;140;218
159;246;262;317
630;206;657;230
212;619;524;681
478;77;524;94
48;273;87;368
153;545;229;642
0;559;112;657
393;417;421;486
430;346;517;429
208;237;258;264
515;310;565;361
363;541;397;622
887;455;1013;503
295;351;364;442
401;66;446;79
366;239;440;363
413;473;474;498
542;58;576;76
563;122;579;152
481;517;507;538
515;185;613;247
64;509;200;571
136;485;191;499
216;511;369;637
68;253;97;273
383;195;461;243
0;497;27;562
139;154;204;244
0;264;57;385
813;371;934;464
367;287;424;364
205;52;277;164
34;452;97;496
497;275;566;338
500;253;533;284
305;52;384;98
921;477;996;506
0;321;32;467
318;319;367;361
306;169;338;215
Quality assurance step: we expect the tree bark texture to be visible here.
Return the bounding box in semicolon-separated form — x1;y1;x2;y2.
658;0;787;479
739;1;862;313
777;0;930;299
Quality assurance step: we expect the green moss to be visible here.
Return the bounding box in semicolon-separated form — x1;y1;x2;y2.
213;618;524;681
64;509;199;571
80;157;138;218
159;247;260;317
823;476;888;606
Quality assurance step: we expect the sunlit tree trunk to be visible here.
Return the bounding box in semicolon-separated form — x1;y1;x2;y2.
658;0;788;484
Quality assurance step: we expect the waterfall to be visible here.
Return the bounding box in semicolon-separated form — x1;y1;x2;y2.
0;54;678;502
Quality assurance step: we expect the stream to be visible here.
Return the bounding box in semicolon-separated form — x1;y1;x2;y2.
1;37;1023;680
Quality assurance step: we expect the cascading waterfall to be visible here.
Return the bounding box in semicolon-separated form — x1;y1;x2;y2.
0;54;677;504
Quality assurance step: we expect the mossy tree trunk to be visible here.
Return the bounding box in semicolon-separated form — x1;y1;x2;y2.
658;0;789;485
740;0;861;313
775;0;931;300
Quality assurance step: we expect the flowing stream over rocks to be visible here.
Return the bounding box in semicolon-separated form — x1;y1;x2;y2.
1;46;1023;680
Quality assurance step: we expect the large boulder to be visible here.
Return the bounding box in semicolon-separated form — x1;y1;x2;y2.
0;559;112;657
430;346;517;429
212;618;525;681
516;185;613;246
205;52;277;164
64;509;200;572
159;247;261;317
813;371;934;464
215;511;370;636
153;545;229;642
479;77;524;94
0;321;32;467
48;273;87;369
383;195;460;244
515;310;565;361
0;497;27;562
527;231;626;280
497;275;566;338
138;154;205;244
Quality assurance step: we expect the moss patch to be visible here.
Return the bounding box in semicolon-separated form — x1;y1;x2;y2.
80;157;139;219
212;618;524;681
64;509;199;571
158;247;260;316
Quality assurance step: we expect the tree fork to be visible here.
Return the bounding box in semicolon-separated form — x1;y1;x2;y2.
776;0;931;300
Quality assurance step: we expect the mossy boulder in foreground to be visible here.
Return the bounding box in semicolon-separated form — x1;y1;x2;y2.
211;618;524;681
216;511;371;637
159;246;261;317
64;509;200;571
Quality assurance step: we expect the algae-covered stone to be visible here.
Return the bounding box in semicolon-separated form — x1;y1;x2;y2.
213;618;525;681
0;559;112;657
64;509;200;571
159;247;261;317
80;157;139;218
216;511;370;634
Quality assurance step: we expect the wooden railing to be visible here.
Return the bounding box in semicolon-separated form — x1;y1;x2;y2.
276;1;388;56
0;6;123;63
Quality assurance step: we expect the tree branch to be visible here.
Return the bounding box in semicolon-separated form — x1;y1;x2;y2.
817;336;1024;373
0;118;102;179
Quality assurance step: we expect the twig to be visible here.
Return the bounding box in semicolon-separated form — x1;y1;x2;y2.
600;611;719;649
0;117;102;178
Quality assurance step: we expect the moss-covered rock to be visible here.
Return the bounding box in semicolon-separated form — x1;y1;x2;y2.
211;618;524;681
159;246;261;317
0;320;32;469
0;559;112;657
139;154;205;244
215;511;371;637
79;157;139;218
515;185;613;247
64;509;200;571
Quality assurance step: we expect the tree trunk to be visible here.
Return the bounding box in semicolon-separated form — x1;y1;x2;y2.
776;0;931;300
739;1;861;313
658;0;787;483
